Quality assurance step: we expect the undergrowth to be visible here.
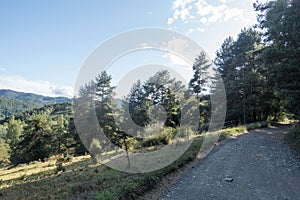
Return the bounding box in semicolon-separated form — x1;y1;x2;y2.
285;123;300;156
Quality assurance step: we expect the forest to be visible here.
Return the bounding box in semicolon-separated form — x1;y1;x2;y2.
0;0;299;198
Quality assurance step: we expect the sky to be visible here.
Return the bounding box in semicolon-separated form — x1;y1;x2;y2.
0;0;268;98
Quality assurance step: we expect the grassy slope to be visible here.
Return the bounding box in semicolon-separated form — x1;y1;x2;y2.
0;121;272;200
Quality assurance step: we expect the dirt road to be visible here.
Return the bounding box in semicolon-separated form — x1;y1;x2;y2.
159;126;300;200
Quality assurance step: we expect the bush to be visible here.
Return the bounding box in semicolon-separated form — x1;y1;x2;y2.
141;128;176;147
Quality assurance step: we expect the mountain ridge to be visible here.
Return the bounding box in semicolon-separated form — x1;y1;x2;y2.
0;89;71;105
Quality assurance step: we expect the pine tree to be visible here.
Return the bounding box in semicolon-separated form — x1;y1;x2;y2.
188;51;212;131
255;0;300;120
94;71;119;145
11;115;53;164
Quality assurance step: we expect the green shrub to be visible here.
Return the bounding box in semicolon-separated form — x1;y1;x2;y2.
141;128;176;147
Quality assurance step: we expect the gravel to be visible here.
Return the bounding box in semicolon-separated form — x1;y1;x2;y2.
159;126;300;200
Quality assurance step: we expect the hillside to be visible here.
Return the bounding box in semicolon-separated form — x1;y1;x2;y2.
0;96;43;119
0;89;72;118
0;89;71;105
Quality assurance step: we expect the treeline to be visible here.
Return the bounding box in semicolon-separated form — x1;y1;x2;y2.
0;103;87;165
75;58;212;154
215;0;299;124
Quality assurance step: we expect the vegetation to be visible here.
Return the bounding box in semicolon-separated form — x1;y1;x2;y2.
0;89;71;105
0;96;42;119
0;102;87;167
0;121;270;199
286;124;300;156
0;0;299;198
0;89;72;120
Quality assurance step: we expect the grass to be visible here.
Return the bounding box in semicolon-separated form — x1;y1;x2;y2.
217;121;271;140
0;121;273;199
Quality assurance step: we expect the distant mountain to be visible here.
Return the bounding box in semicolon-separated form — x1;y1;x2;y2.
0;96;42;118
0;89;72;118
0;89;71;105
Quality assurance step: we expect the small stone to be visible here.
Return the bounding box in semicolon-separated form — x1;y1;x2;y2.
225;177;234;182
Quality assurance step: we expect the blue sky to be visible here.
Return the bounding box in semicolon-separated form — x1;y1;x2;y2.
0;0;267;97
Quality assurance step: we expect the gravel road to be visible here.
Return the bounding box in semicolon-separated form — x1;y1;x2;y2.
159;126;300;200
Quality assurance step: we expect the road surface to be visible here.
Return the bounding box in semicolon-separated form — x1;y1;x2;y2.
159;126;300;200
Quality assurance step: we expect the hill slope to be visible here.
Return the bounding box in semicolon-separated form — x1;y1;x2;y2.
0;89;71;105
0;89;72;118
0;96;43;118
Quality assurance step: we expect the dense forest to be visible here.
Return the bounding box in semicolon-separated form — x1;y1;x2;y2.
0;0;299;166
0;89;71;119
0;96;42;119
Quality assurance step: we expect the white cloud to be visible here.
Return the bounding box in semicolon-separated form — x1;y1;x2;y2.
167;0;253;26
179;7;191;21
197;27;205;32
173;9;181;20
208;12;224;23
219;0;227;3
211;5;227;15
196;4;213;16
187;28;195;35
196;2;228;23
168;17;175;25
168;0;196;24
0;74;74;98
224;8;244;22
163;53;190;66
172;0;195;10
200;17;208;24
